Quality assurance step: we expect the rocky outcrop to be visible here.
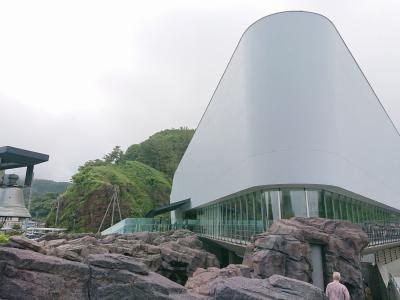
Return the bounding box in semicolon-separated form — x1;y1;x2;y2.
185;264;325;299
243;217;368;299
0;247;90;299
85;253;193;300
0;247;199;300
214;274;325;299
3;230;219;285
0;245;324;300
1;220;368;299
185;264;252;296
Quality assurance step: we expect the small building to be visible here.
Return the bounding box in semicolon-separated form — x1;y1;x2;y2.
0;146;49;229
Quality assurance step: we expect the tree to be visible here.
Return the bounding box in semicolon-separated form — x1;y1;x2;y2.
103;146;124;164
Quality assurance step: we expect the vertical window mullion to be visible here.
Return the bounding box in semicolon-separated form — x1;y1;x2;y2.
305;189;310;217
261;191;266;231
252;194;256;236
278;189;282;219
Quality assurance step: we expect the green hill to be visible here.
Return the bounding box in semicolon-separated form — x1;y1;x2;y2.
47;161;171;232
124;128;195;178
31;179;70;195
45;127;194;232
30;192;59;222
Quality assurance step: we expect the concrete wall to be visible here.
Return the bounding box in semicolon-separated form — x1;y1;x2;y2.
170;12;400;213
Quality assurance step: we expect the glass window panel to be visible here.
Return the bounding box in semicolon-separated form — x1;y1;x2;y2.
346;199;353;222
325;192;334;219
247;194;254;222
281;190;295;219
229;202;233;238
281;190;307;219
307;190;323;217
234;198;240;239
270;191;280;220
332;193;340;219
358;202;363;223
254;192;263;233
339;196;348;220
240;196;248;240
352;200;357;223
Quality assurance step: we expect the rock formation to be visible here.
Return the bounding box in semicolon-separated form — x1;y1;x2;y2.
185;264;252;296
243;217;369;299
0;247;197;299
7;229;219;285
0;218;368;299
184;264;325;299
214;274;325;299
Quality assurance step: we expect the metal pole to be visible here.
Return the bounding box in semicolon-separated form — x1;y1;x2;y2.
97;194;114;234
115;186;122;221
111;193;115;226
27;172;34;213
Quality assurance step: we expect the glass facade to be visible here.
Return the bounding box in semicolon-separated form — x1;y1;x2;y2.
189;188;400;243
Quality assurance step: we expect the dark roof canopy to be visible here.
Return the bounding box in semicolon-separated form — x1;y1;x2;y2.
0;146;49;170
145;199;190;218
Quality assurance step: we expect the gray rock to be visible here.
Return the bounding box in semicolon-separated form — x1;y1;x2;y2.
214;275;326;300
0;247;90;300
87;255;196;300
44;238;66;248
185;264;252;296
0;247;205;300
8;235;45;253
86;253;149;275
243;217;368;299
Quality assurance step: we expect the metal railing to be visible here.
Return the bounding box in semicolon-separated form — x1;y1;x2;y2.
361;222;400;247
102;218;400;250
191;222;272;245
192;221;400;248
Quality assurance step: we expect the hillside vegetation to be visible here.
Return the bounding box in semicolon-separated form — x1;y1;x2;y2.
124;128;194;178
23;180;70;223
30;192;59;222
46;128;194;232
31;179;70;195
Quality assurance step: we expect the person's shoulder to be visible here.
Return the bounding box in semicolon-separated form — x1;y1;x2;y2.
326;282;335;289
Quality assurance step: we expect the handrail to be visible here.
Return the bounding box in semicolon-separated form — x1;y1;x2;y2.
101;218;400;249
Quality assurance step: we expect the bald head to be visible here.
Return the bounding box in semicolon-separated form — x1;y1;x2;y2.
333;272;341;281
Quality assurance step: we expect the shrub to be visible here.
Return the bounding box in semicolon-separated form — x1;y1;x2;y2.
11;223;21;230
0;233;9;244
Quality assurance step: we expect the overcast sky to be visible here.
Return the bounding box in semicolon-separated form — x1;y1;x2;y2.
1;0;399;182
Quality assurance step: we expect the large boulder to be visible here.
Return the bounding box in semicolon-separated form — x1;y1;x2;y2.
7;235;46;253
243;217;368;299
7;230;219;286
185;264;251;296
0;247;203;300
0;247;90;299
214;274;326;299
86;253;194;300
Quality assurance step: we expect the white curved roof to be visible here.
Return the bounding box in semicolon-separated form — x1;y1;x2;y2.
170;12;400;211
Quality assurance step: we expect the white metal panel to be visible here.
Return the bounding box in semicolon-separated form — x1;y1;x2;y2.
170;12;400;211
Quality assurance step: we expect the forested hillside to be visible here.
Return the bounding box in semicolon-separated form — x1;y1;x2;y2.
31;179;70;195
24;179;70;223
47;161;171;232
124;128;194;178
44;127;194;232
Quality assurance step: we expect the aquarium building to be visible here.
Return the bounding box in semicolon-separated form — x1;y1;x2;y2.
168;12;400;241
